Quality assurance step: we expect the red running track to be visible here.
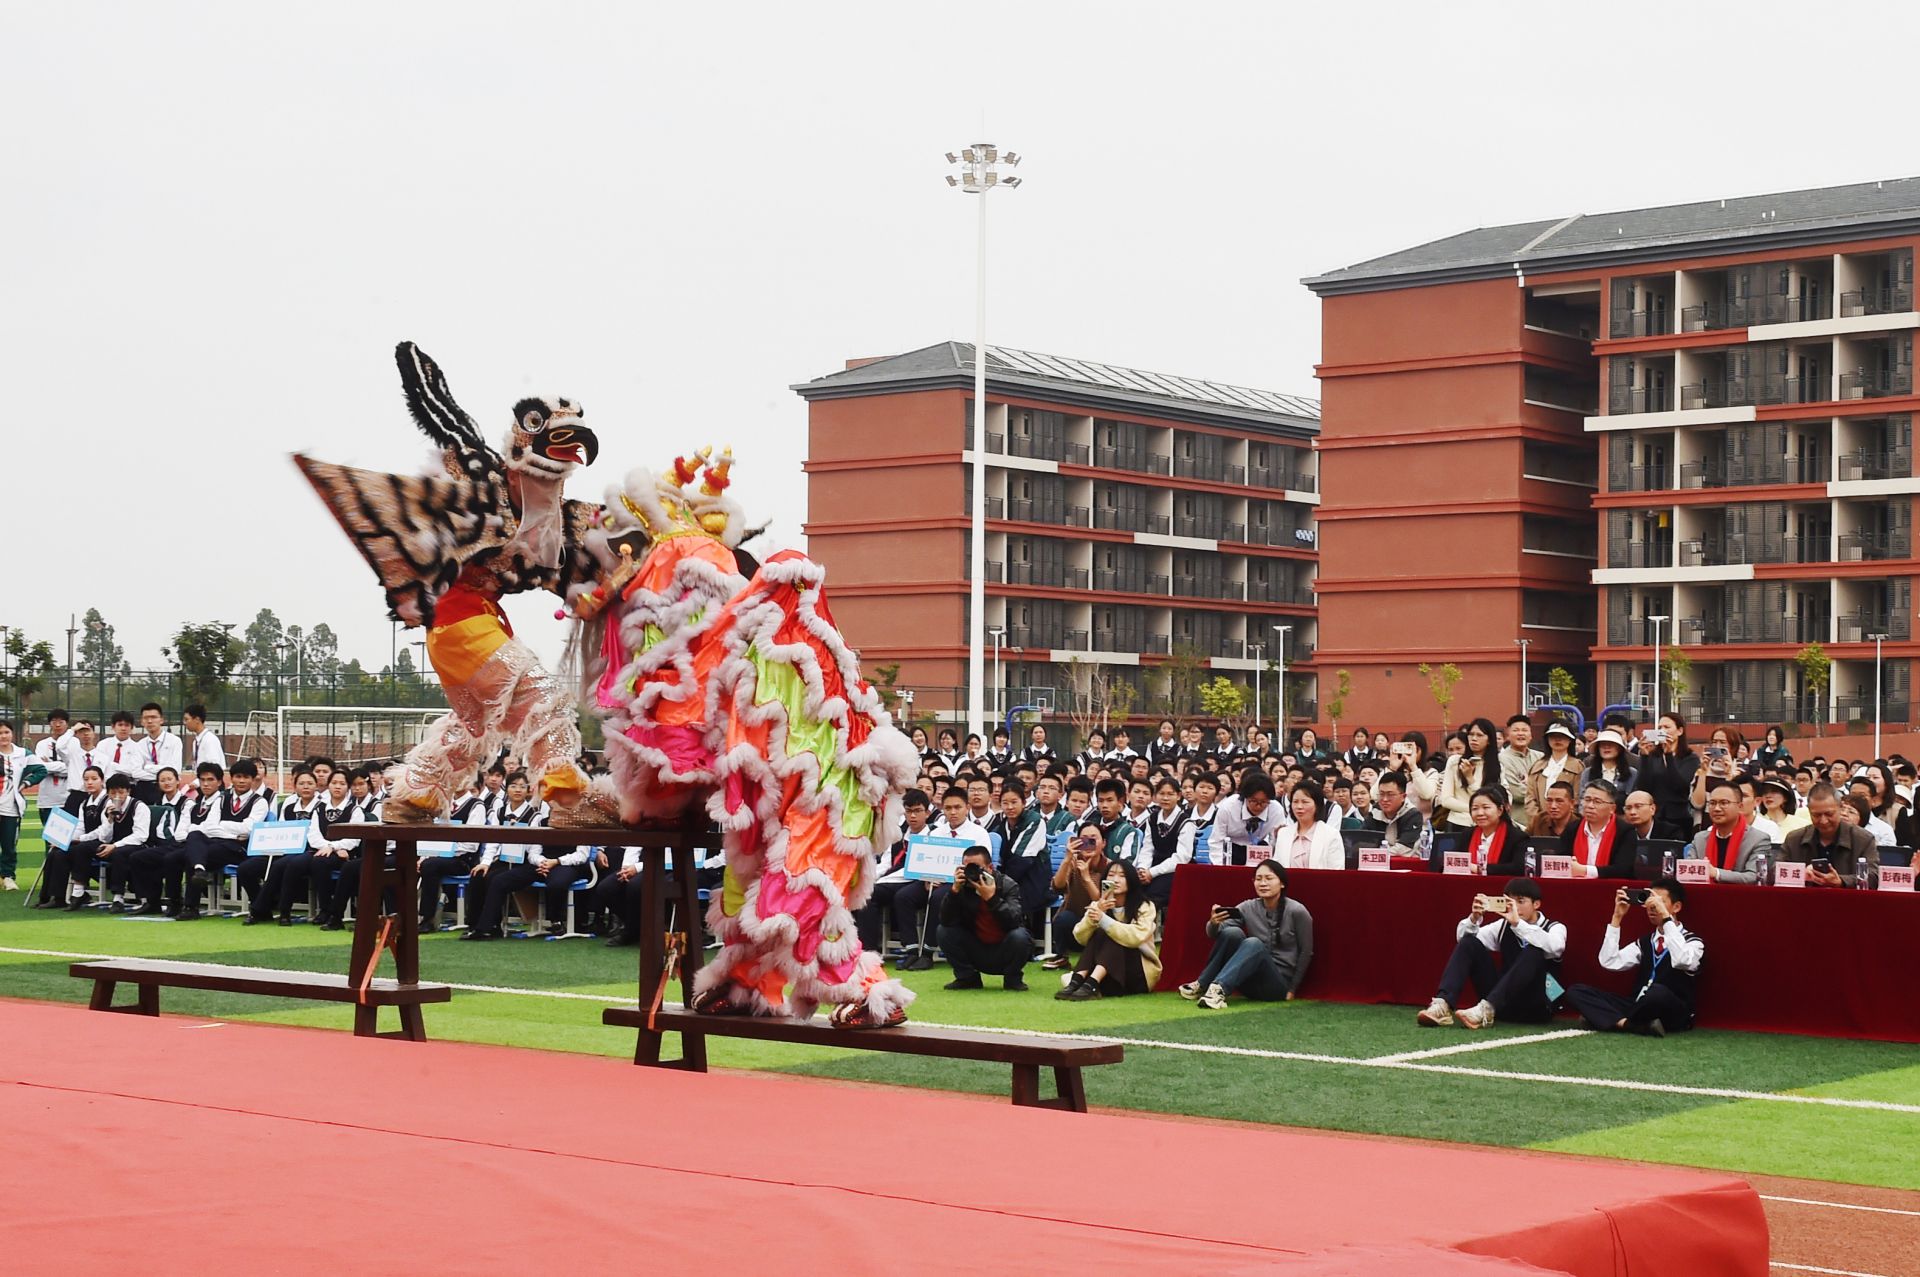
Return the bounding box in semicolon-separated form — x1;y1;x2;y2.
0;999;1768;1275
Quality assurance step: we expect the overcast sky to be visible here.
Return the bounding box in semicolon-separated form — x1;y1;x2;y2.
6;0;1912;679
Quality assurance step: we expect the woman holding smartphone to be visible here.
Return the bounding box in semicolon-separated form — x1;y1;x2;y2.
1686;725;1745;817
1057;862;1160;1001
1437;718;1500;830
1638;713;1701;841
1178;859;1314;1010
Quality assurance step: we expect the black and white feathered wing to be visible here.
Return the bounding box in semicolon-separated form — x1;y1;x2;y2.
293;342;598;628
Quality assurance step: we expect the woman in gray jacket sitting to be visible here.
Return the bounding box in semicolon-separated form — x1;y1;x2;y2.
1178;859;1314;1010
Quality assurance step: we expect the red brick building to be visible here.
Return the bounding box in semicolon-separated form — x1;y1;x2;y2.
795;343;1321;738
1306;177;1920;729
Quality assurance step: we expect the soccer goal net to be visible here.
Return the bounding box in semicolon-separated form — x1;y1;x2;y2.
239;706;448;789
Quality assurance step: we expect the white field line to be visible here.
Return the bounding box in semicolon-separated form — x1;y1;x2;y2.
1367;1027;1596;1063
1770;1263;1892;1277
1761;1195;1920;1218
7;945;1920;1117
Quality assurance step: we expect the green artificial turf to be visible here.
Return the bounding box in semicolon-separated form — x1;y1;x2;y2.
5;805;1917;1188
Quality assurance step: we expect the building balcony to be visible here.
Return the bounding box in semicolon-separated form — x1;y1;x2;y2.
989;562;1090;589
1838;609;1911;642
1093;445;1171;476
1837;446;1913;482
1172;575;1244;601
1173;515;1238;540
1249;464;1315;493
1143;633;1171;654
1241;522;1316;549
1172;456;1247;484
1834;694;1913;724
1840;367;1913;400
1838;531;1910;561
1091;630;1146;653
1609;385;1674;414
1680;374;1828;410
1091;568;1168;594
1840;287;1914;318
1607;462;1668;492
1006;626;1071;650
1609;308;1674;339
1681;292;1820;331
1092;508;1168;534
1000;498;1091;527
1677;454;1823;489
1607;541;1672;569
1062;442;1091;465
1679;533;1830;566
1246;579;1314;605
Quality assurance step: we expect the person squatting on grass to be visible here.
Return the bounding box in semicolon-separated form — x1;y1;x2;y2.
1056;860;1160;1002
1565;877;1704;1038
1417;877;1567;1031
1179;859;1313;1010
936;844;1031;992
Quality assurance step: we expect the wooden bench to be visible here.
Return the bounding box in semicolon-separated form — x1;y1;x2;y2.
70;958;452;1041
603;1006;1123;1112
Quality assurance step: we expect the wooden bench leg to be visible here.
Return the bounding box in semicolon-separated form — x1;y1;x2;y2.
137;983;160;1016
1011;1062;1040;1107
353;1003;379;1038
88;978;116;1012
397;1004;427;1042
1052;1066;1088;1114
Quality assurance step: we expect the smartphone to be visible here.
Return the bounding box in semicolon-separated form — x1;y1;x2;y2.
1809;858;1833;875
1706;745;1728;759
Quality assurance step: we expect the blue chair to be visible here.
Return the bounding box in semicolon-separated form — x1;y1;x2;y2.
522;859;601;939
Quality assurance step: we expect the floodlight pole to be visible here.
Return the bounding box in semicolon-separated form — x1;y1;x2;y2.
1249;643;1264;733
1647;614;1668;725
947;142;1022;744
1870;632;1889;758
1515;637;1530;714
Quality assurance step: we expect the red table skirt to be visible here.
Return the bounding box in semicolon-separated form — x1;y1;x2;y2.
1156;865;1920;1042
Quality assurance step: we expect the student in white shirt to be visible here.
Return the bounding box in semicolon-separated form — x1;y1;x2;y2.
130;702;185;807
99;711;141;779
148;763;225;916
1210;772;1284;866
30;709;75;839
462;772;570;940
65;772;152;909
420;772;500;929
1141;776;1198;907
893;786;993;971
242;766;323;925
0;720;33;890
1417;877;1568;1030
126;766;192;914
35;765;105;906
308;769;368;930
178;758;270;919
184;704;227;772
69;720;110;788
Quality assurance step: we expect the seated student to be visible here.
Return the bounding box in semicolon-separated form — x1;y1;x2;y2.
36;765;106;907
1461;786;1531;875
311;768;384;931
64;772;150;910
1083;775;1145;868
179;757;269;918
990;778;1062;935
1416;877;1567;1030
936;844;1030;991
1373;772;1430;861
1687;779;1772;883
1556;779;1639;878
1057;862;1160;1001
302;769;365;929
1760;777;1809;838
1123;777;1154;830
126;766;190;914
1075;731;1109;772
593;843;647;947
1274;780;1344;870
1211;771;1284;866
145;763;223;917
852;788;932;956
893;785;991;971
240;765;323;924
1140;776;1197;907
1044;820;1109;969
985;729;1013;769
1782;783;1878;888
419;777;495;929
1179;859;1313;1009
1565;878;1704;1037
463;772;580;939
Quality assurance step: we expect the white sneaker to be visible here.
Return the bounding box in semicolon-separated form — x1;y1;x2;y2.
1416;997;1454;1027
1197;983;1229;1010
1457;999;1496;1031
1;877;16;891
1178;980;1202;1001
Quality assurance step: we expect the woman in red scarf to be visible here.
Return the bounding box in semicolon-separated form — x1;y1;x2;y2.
1465;786;1530;876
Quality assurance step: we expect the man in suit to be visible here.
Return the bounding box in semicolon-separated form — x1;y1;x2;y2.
1781;783;1878;888
1687;778;1773;884
1556;779;1640;878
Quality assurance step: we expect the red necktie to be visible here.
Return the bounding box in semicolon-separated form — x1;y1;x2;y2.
114;744;123;763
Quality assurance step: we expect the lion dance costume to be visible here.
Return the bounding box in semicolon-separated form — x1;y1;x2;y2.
295;343;600;820
569;452;920;1028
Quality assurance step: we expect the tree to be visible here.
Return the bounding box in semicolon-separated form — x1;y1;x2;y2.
1152;643;1207;718
1197;676;1250;736
304;623;342;687
77;607;126;677
869;663;904;715
1664;646;1693;708
0;629;58;719
241;607;284;677
1795;642;1832;724
162;623;246;703
1324;668;1353;742
1546;666;1580;709
1416;662;1463;733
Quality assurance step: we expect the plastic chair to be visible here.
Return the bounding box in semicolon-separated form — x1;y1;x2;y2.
524;858;601;939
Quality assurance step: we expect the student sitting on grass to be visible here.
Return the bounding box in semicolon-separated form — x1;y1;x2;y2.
1565;877;1703;1038
1179;859;1313;1010
1417;876;1566;1030
1057;861;1160;1002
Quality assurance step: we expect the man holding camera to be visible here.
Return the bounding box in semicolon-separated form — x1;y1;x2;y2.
1781;783;1877;888
1417;877;1566;1030
936;845;1031;991
1565;877;1704;1036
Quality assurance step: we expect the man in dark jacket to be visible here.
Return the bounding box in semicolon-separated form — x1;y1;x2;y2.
937;845;1031;991
1782;784;1879;887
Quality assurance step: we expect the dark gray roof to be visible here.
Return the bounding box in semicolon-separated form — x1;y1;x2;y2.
795;342;1319;434
1305;175;1920;295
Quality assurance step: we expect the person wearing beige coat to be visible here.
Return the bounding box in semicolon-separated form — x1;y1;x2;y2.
1058;862;1162;1000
